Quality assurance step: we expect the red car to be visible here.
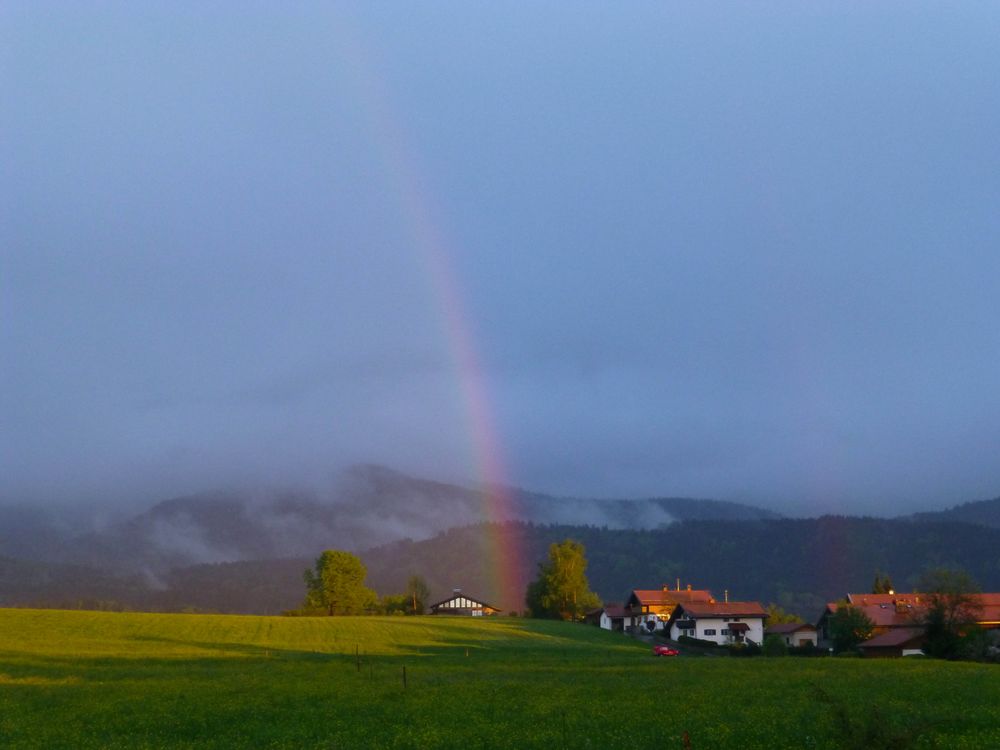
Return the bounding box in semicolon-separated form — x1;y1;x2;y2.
653;645;680;657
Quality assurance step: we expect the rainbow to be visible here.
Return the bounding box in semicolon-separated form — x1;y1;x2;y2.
331;17;526;611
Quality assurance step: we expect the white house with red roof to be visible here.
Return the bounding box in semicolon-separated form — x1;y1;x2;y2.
818;593;924;641
667;601;768;645
624;585;715;633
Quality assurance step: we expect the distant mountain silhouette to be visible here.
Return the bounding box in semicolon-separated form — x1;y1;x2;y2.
10;515;1000;618
0;554;151;610
3;468;1000;617
908;496;1000;528
2;464;780;574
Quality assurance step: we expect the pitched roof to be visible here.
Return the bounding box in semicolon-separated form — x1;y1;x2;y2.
766;622;817;635
824;597;922;628
675;601;767;618
858;627;926;649
603;604;629;618
846;593;923;607
428;593;498;610
827;592;1000;629
588;604;629;619
629;588;715;607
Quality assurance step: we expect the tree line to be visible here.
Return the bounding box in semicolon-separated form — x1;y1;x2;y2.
296;538;604;621
295;550;430;616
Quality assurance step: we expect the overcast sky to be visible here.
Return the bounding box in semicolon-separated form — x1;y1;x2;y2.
3;3;999;516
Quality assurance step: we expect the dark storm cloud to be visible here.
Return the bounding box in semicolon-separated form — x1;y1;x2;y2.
2;2;999;514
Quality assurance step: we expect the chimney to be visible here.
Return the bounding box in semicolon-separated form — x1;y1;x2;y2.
687;584;692;591
724;589;729;603
676;578;681;591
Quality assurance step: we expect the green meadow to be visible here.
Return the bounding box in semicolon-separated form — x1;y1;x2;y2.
0;609;998;749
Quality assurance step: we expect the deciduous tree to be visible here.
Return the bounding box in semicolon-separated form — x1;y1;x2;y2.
526;539;601;621
405;574;430;615
918;567;983;660
828;602;875;653
765;603;803;624
380;594;411;615
303;550;377;616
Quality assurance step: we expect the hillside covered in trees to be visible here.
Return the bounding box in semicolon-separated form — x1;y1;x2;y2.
6;516;1000;620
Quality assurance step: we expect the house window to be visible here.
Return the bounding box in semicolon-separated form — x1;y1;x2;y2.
721;628;731;636
704;629;717;636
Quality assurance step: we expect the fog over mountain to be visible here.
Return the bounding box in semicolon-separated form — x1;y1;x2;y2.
2;463;1000;615
0;465;778;576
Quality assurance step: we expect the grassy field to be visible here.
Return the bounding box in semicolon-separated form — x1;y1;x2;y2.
0;609;998;748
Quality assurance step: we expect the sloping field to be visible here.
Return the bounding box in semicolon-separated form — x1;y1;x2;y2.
0;608;998;749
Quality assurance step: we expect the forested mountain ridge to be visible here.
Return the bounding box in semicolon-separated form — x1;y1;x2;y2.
3;467;1000;618
360;516;1000;617
6;516;1000;620
908;496;1000;528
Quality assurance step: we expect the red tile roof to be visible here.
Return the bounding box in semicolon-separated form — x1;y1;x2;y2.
603;604;629;619
826;593;1000;629
858;627;926;649
629;588;715;607
824;598;921;628
766;622;817;635
846;593;923;607
676;601;767;618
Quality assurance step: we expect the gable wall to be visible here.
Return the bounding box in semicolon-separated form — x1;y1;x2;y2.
670;616;765;645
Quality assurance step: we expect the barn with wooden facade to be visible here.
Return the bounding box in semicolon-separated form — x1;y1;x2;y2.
429;590;501;616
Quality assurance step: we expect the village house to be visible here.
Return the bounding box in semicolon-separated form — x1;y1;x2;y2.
817;593;925;645
584;603;631;632
667;601;767;645
857;627;926;658
428;590;500;616
817;592;1000;656
624;584;715;633
765;622;818;647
